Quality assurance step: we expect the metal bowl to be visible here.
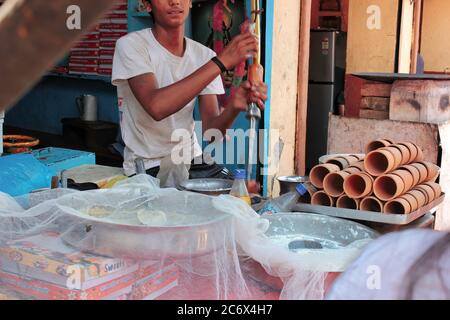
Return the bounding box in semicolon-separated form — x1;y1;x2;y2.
59;193;233;260
179;178;233;196
277;176;309;195
264;212;379;250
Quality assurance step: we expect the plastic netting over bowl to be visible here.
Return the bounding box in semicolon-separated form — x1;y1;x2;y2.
0;175;378;300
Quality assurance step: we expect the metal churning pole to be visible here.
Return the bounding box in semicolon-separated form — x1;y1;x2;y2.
246;0;263;181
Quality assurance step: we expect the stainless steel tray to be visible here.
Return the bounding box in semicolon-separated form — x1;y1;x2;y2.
179;179;233;196
293;194;445;225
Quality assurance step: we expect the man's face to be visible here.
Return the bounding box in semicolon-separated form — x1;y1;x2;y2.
145;0;192;28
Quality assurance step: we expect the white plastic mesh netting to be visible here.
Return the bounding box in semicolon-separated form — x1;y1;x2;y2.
0;175;376;300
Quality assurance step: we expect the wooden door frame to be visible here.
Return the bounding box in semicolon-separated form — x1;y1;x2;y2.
295;0;312;176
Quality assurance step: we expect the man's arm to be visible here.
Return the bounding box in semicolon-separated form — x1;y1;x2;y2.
128;62;222;121
127;32;259;121
199;81;268;137
199;95;240;137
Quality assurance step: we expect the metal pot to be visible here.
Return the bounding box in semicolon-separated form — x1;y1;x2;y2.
277;176;309;195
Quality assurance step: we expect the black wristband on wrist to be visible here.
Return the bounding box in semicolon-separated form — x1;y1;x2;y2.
211;57;228;73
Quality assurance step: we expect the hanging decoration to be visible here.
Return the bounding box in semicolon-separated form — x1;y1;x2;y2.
210;0;264;108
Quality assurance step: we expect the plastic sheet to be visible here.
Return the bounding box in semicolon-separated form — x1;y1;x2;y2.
0;175;377;300
0;175;247;300
0;154;54;197
213;197;378;299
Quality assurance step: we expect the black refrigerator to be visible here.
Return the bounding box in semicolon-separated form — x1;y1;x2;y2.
306;30;347;171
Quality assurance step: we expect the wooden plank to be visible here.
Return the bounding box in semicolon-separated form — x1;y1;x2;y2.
310;0;320;29
359;109;389;120
410;0;422;74
361;83;392;97
421;0;450;72
389;80;450;124
327;115;439;164
346;0;399;73
294;0;311;178
360;97;390;111
398;0;415;73
344;74;365;117
341;0;349;32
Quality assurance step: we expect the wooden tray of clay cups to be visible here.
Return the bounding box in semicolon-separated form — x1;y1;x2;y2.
293;193;445;225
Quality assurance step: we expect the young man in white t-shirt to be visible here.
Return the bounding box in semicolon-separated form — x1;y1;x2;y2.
112;0;267;186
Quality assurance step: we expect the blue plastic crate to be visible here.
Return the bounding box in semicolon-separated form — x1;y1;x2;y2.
31;147;95;176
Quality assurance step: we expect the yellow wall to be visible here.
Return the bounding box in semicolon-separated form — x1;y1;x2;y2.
266;0;301;196
346;0;399;73
421;0;450;72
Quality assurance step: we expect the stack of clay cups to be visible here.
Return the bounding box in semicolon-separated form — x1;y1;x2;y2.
364;140;440;214
310;155;364;208
309;139;441;214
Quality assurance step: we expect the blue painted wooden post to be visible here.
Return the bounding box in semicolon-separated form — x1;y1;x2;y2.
262;0;274;197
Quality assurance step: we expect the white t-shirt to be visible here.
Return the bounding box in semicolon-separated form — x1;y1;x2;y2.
112;28;225;176
326;229;450;300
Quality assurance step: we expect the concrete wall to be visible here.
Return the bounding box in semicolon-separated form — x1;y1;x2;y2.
266;0;301;196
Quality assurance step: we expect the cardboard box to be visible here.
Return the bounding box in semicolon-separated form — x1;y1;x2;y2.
0;232;134;286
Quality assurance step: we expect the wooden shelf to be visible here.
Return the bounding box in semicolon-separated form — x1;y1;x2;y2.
45;72;111;83
311;0;348;32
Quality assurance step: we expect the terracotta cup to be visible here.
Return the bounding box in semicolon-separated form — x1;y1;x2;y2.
382;147;403;169
407;190;427;209
423;182;442;200
336;195;360;210
343;172;374;199
373;174;405;201
349;161;366;171
418;161;439;182
398;165;421;187
351;154;366;161
325;157;349;171
311;191;335;207
390;144;410;166
344;155;362;165
360;196;384;213
343;167;363;175
399;194;419;213
415;184;436;204
365;139;393;154
391;169;414;194
413;143;425;162
398;142;418;164
310;164;340;189
384;198;412;215
410;163;428;184
323;171;350;197
364;149;396;176
411;187;431;205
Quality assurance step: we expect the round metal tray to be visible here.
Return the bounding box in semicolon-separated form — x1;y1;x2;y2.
59;194;233;260
179;178;233;196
